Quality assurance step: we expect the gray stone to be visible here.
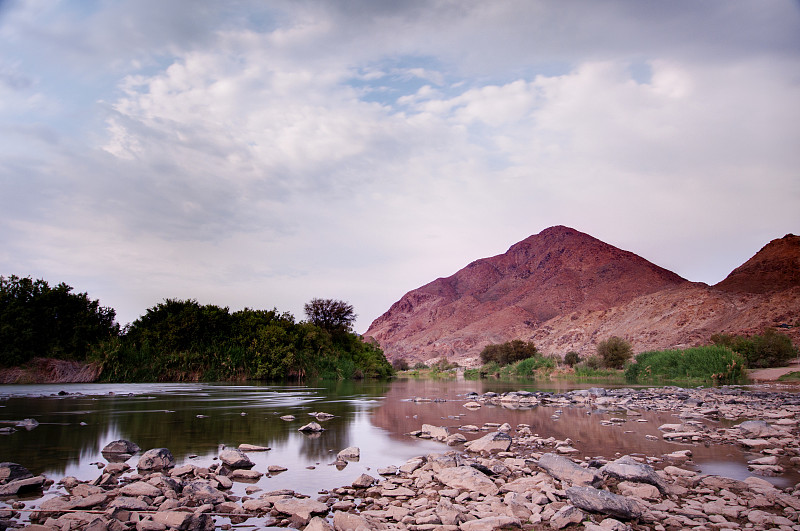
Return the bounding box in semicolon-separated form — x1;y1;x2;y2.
136;448;175;471
551;505;585;529
272;497;328;525
460;516;521;530
566;486;642;520
108;496;150;511
436;466;499;496
0;462;33;483
337;446;360;460
219;448;254;468
298;422;325;432
151;511;191;530
351;473;375;488
306;516;334;531
120;481;162;498
737;420;782;438
182;481;226;504
237;443;271;451
0;474;45;496
421;424;450;441
101;439;140;455
537;453;602;487
600;456;668;493
332;511;370;531
464;431;512;453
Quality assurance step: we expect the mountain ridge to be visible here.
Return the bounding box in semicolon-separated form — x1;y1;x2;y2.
365;227;799;366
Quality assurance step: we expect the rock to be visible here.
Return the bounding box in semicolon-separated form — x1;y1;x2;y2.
399;457;425;474
151;511;191;530
182;481;226;504
120;481;162;498
15;418;39;430
737;420;782;438
600;455;668;493
436;466;499;496
617;481;660;500
565;486;642;520
336;446;360;460
460;516;522;530
464;431;512;453
272;497;328;525
444;433;467;445
0;462;33;483
136;448;175;471
279;415;295;421
421;424;449;441
537;453;601;487
662;466;696;477
463;401;482;409
305;516;334;531
268;465;288;473
0;475;45;496
351;473;375;488
332;511;370;530
228;469;264;480
101;440;140;455
298;422;325;432
219;448;254;468
238;443;271;451
108;496;150;511
550;505;584;529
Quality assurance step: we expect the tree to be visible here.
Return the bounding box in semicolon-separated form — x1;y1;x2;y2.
0;275;118;367
479;339;539;366
303;298;356;333
564;351;581;367
596;336;633;369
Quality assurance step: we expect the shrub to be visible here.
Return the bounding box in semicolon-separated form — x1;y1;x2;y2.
583;355;602;370
597;336;633;369
625;345;747;384
479;340;539;365
392;357;410;371
711;329;798;368
564;351;581;367
412;361;429;370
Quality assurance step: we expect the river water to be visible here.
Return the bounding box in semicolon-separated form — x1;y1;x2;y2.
0;378;797;499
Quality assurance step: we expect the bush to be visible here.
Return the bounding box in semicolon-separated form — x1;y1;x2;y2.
583;355;602;370
412;361;429;370
711;329;798;368
597;336;633;369
501;356;556;377
392;357;410;371
625;345;747;384
479;340;539;365
564;351;581;367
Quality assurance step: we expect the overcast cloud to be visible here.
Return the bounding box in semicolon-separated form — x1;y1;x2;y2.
1;0;798;331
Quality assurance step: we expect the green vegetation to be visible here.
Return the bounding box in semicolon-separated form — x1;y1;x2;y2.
1;274;392;382
624;345;747;384
777;371;800;382
564;351;581;367
711;329;798;368
93;299;392;382
0;275;118;367
479;339;539;365
596;336;633;369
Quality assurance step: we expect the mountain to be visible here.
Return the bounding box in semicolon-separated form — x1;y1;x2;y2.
365;228;800;366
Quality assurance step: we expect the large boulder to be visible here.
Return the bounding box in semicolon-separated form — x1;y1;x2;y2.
337;447;360;460
182;480;226;504
0;462;33;484
421;424;449;441
219;448;254;468
464;431;512;453
436;466;499;496
101;439;140;455
137;448;175;471
537;453;601;487
600;455;668;493
737;420;783;438
566;486;642;520
272;497;329;525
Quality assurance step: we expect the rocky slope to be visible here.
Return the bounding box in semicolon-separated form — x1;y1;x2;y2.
365;228;800;366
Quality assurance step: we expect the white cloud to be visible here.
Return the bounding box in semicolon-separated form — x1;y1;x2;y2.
1;0;798;331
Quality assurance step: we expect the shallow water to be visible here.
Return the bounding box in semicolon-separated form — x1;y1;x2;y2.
0;378;797;498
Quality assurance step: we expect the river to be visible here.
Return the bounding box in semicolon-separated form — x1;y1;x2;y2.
0;378;797;500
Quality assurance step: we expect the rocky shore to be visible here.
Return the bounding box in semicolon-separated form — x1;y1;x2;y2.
1;385;799;531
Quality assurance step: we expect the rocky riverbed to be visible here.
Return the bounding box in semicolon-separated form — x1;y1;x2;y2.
1;385;799;530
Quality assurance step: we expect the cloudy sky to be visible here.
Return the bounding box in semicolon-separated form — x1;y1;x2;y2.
1;1;798;332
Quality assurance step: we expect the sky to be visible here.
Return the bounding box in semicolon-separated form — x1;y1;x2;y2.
1;1;798;333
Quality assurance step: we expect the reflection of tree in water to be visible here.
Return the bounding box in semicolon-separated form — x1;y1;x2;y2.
0;381;391;477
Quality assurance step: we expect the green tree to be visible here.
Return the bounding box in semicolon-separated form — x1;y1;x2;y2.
597;336;633;369
711;329;797;368
479;339;539;366
564;351;581;367
303;298;356;334
0;275;118;367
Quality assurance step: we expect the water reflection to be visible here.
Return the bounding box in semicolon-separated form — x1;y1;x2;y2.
0;379;797;495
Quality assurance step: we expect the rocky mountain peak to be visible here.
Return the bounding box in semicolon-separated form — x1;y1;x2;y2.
714;234;800;294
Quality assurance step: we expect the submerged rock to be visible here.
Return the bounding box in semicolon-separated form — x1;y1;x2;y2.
298;421;324;432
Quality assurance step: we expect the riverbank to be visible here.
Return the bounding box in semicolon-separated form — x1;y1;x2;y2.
1;384;798;530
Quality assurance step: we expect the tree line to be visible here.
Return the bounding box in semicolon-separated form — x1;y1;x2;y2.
0;275;392;381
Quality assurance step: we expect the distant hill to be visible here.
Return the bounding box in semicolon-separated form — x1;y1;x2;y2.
365;227;800;366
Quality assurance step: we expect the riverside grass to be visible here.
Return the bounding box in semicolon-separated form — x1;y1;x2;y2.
624;345;747;384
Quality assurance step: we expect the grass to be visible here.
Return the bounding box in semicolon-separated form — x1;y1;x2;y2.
777;371;800;382
625;345;747;385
